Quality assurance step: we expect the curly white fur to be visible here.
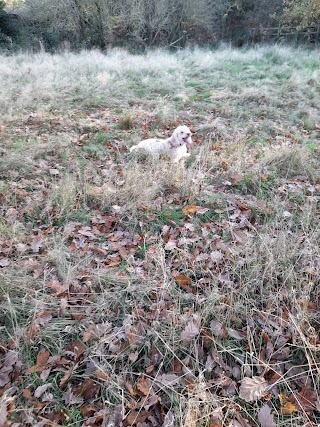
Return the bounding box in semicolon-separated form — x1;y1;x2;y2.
130;125;193;163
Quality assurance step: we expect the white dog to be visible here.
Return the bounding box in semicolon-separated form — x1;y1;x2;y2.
130;125;193;163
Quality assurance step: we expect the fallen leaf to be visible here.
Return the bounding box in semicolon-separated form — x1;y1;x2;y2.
172;357;183;373
210;320;227;338
48;408;69;424
258;404;276;427
228;420;243;427
0;351;19;387
210;250;224;264
234;199;250;211
6;207;19;222
49;168;59;175
86;245;108;256
137;375;153;396
128;352;139;362
0;258;10;267
233;229;248;244
174;275;191;286
280;401;296;415
125;409;150;425
146;364;155;374
141;393;159;410
174;275;195;294
36;311;53;326
16;243;28;253
34;383;52;399
279;393;297;415
26;321;40;343
228;328;245;340
201;329;214;348
82;322;112;342
287;386;320;413
239;376;268;402
163;410;174;427
95;369;109;381
73;378;100;400
195;206;210;214
22;388;33;401
125;381;137;396
31;236;43;253
232;414;252;427
0;399;7;426
59;366;74;387
25;350;50;374
165;240;177;250
181;321;200;342
40;367;52;381
62;386;84;406
126;330;139;347
59;298;68;315
80;405;97;417
85;408;109;425
182;205;197;215
65;340;86;359
220;159;229;169
36;350;50;366
47;280;68;295
155;373;179;387
210;406;223;423
26;312;52;343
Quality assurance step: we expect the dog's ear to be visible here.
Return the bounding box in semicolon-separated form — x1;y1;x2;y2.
171;128;183;147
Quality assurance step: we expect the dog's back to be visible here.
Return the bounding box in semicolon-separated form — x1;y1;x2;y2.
129;125;192;162
130;138;168;154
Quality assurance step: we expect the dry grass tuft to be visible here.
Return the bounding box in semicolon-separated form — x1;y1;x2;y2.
119;113;134;130
261;146;319;181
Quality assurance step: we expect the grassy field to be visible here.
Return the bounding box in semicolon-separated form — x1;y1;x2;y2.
0;46;319;427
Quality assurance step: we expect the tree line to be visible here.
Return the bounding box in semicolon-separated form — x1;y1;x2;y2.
1;0;319;51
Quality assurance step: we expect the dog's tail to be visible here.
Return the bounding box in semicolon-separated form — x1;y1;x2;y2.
130;145;137;153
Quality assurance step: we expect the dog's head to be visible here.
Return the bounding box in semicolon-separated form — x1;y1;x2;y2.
171;125;193;148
